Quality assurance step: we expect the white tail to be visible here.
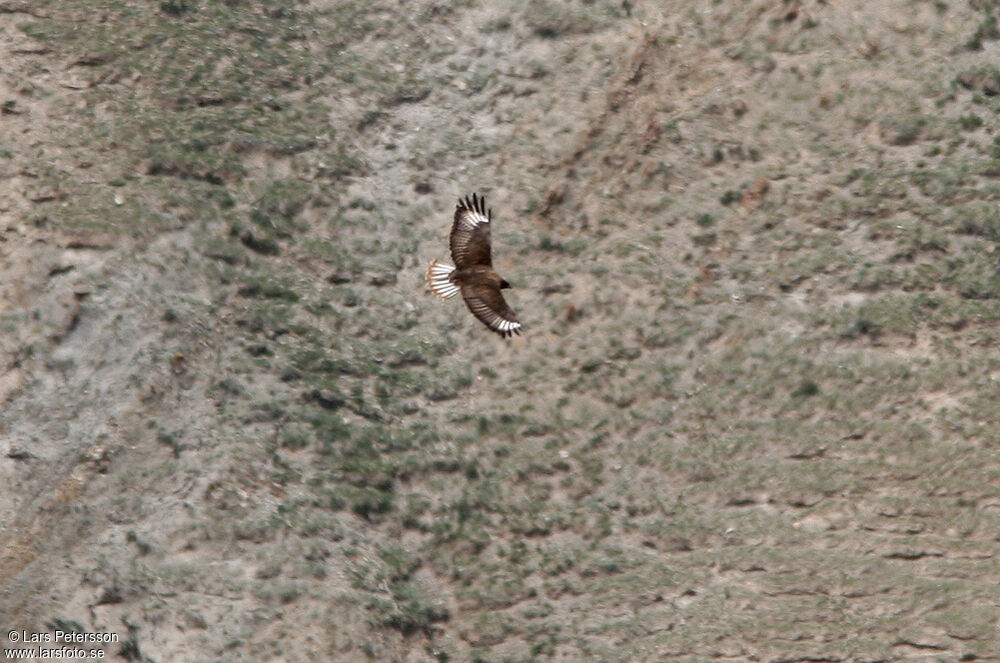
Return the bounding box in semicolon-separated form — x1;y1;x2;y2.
426;259;459;299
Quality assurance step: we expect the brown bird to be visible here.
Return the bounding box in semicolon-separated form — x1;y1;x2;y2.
426;193;522;338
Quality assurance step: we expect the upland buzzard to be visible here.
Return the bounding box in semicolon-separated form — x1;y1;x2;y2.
426;193;522;338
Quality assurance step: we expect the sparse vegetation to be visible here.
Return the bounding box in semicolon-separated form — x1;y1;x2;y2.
3;1;1000;662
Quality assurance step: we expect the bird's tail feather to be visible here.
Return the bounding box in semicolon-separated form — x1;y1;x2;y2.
426;259;459;299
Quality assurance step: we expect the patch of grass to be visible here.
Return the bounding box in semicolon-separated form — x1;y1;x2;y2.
370;581;450;634
18;0;368;243
966;9;1000;51
350;544;450;634
955;205;1000;242
944;252;1000;299
879;113;927;146
958;113;984;130
791;379;820;398
250;180;313;238
236;276;301;302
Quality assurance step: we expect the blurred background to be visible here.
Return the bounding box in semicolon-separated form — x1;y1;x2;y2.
2;1;1000;660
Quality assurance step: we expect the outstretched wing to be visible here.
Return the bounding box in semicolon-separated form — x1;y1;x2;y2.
450;193;492;268
460;283;522;338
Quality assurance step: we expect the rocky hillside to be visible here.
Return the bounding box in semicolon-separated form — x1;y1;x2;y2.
2;1;1000;661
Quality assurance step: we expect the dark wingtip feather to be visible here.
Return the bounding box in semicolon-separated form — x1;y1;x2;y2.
459;194;474;214
498;324;522;339
458;193;489;218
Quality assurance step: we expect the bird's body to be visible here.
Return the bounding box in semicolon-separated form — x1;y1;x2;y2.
426;194;522;338
453;265;509;291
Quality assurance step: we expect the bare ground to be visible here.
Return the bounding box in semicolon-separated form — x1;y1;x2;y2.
2;1;1000;661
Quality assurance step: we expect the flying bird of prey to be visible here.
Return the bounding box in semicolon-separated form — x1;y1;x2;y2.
426;193;522;338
